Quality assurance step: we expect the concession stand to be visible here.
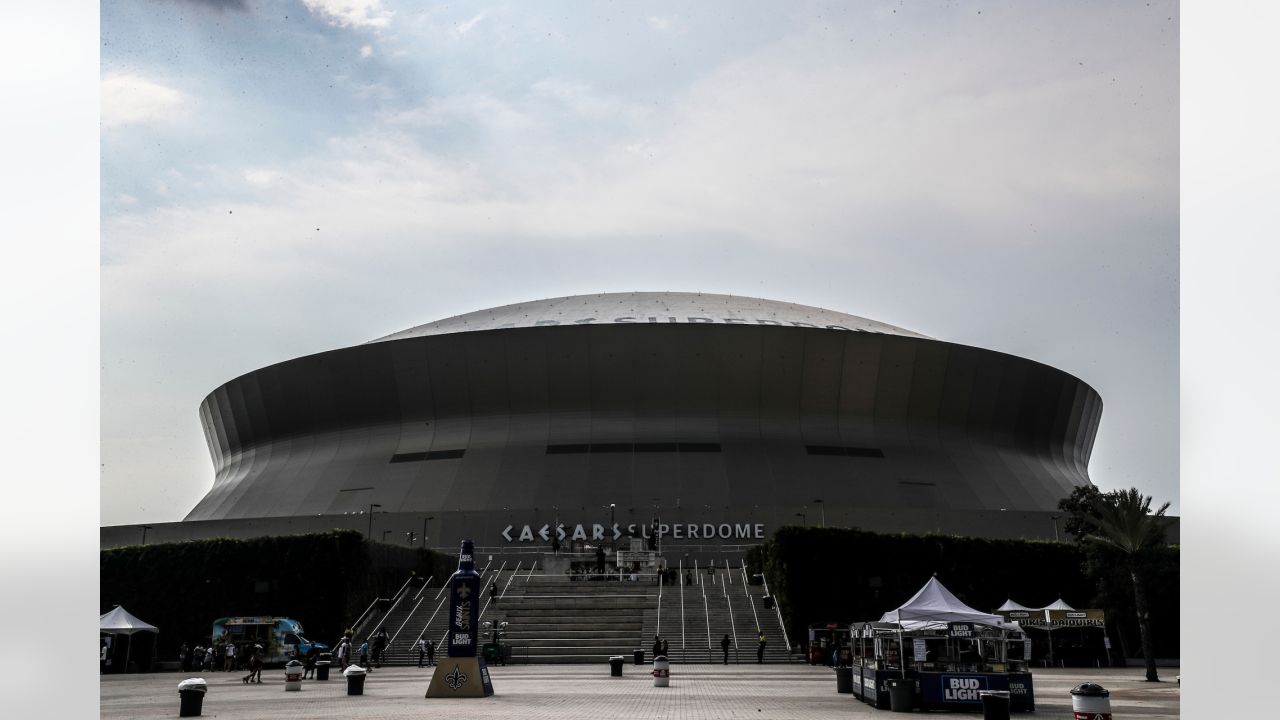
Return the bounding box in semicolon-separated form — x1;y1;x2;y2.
996;599;1110;667
850;577;1035;713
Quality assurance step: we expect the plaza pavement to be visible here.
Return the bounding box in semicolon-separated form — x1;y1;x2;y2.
101;663;1180;719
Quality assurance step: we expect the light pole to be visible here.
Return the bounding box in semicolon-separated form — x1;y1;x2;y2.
814;499;825;528
609;503;616;549
423;516;435;549
140;525;153;545
367;503;382;539
1050;514;1062;542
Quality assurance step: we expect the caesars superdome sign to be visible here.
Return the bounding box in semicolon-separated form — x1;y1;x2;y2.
500;520;767;543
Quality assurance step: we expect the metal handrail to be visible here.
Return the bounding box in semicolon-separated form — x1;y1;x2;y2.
656;568;663;637
679;559;687;651
758;571;792;659
741;559;761;633
501;561;522;598
726;583;738;650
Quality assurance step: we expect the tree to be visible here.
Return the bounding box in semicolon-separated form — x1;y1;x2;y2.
1078;488;1172;682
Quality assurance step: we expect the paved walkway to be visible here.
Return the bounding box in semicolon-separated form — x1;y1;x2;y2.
100;664;1180;719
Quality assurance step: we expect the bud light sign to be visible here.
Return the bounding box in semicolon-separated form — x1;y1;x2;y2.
942;675;988;702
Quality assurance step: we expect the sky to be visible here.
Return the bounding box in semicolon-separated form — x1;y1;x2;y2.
100;0;1179;526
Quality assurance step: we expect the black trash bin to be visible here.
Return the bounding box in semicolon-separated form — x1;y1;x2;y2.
634;649;645;665
316;660;331;681
609;656;625;677
835;666;853;693
344;666;367;695
177;679;207;717
885;677;914;712
980;690;1011;720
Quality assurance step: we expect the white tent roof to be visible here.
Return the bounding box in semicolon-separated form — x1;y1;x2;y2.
100;606;158;635
879;577;1005;627
1040;599;1075;611
996;599;1033;612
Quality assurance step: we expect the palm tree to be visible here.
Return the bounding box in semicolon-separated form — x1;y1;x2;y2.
1083;488;1172;682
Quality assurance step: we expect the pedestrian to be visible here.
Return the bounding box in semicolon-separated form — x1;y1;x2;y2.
757;631;767;664
721;634;731;664
242;645;264;684
303;648;317;679
416;637;427;667
489;579;499;606
652;635;662;659
359;638;370;669
551;535;561;555
685;571;692;586
374;627;389;668
179;642;188;672
336;638;349;670
224;641;236;671
204;645;214;671
100;640;107;674
661;638;669;657
426;638;436;666
595;545;606;574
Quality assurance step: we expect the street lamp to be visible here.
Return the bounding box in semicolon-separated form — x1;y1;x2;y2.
1050;514;1062;542
368;503;382;539
140;525;153;545
814;499;825;528
609;503;616;549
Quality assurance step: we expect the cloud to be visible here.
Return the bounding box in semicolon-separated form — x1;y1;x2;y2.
360;44;373;59
647;16;673;32
101;73;184;129
454;11;487;37
243;168;285;187
302;0;392;30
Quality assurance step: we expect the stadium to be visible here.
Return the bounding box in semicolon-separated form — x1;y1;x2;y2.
128;292;1104;552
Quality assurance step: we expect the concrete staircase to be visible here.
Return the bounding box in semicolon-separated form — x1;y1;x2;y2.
353;556;793;665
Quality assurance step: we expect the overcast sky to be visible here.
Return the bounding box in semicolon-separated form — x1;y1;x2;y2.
100;0;1179;526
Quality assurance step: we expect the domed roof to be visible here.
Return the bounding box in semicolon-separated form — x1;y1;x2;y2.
369;292;930;343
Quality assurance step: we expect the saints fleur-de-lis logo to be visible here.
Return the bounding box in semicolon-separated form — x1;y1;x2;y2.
457;585;471;599
445;664;469;690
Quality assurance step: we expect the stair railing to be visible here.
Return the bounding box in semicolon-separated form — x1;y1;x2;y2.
740;559;761;634
678;558;687;656
501;561;521;598
758;570;792;661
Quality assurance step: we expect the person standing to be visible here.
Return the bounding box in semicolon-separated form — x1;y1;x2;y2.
416;637;427;667
489;579;499;606
100;640;107;674
224;641;236;671
426;638;436;666
721;634;731;665
359;639;370;670
595;545;606;574
179;642;188;672
336;638;349;670
551;535;561;555
303;648;317;679
652;635;663;659
757;631;767;664
204;645;215;671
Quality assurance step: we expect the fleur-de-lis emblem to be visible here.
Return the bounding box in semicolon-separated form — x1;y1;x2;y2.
445;664;469;690
457;586;471;600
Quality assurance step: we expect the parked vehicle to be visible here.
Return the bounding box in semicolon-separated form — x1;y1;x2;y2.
211;617;328;666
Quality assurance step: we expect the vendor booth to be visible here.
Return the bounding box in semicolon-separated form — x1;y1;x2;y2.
850;577;1034;713
996;599;1109;668
100;605;159;673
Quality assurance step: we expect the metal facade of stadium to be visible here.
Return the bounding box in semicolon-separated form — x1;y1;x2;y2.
177;292;1102;549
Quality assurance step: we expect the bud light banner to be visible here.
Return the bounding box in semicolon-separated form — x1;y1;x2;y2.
917;672;1035;711
940;674;988;703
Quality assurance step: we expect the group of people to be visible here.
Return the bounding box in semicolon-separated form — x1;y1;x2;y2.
177;640;250;672
719;631;769;664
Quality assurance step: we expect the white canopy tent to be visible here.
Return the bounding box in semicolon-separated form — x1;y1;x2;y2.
100;606;158;673
1040;598;1075;611
997;599;1033;612
880;576;1006;630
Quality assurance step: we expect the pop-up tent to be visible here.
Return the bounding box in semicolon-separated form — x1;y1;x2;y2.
100;606;158;673
997;599;1033;612
879;576;1006;630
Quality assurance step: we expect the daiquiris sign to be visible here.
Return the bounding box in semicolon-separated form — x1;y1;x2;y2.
499;520;767;543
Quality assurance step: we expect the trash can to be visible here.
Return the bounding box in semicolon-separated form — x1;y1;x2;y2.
1070;683;1112;720
885;677;914;712
980;690;1011;720
284;659;304;691
344;665;367;695
835;666;853;693
609;656;625;677
177;678;207;717
634;649;645;665
652;655;670;687
315;653;332;681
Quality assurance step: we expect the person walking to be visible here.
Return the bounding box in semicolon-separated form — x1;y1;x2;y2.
661;638;670;657
757;631;767;663
595;545;606;574
204;645;214;671
242;645;264;684
336;638;349;671
426;638;436;666
489;579;499;606
721;634;731;665
224;641;236;671
359;639;370;670
179;642;188;672
373;627;389;668
303;648;317;679
416;637;427;667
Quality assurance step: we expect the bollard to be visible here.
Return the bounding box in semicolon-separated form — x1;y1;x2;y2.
1070;683;1112;720
284;660;304;691
177;678;207;717
652;655;670;687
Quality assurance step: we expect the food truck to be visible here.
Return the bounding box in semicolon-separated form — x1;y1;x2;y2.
850;578;1035;713
211;617;328;666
